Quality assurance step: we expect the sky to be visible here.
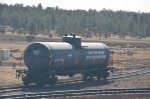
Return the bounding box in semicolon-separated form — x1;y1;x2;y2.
1;0;150;13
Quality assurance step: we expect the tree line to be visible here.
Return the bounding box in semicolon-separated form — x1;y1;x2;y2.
0;3;150;38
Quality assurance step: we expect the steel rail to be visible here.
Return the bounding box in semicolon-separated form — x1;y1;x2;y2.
0;68;149;95
0;88;150;99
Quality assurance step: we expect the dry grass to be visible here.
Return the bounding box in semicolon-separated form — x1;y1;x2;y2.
0;67;21;85
0;43;27;51
113;49;150;61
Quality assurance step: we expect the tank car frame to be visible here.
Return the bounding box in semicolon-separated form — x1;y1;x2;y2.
16;34;113;86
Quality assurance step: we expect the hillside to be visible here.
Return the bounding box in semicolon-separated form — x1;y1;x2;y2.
0;3;150;38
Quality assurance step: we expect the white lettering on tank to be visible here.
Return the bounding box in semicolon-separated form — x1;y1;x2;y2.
86;50;106;59
33;50;40;55
86;55;106;59
68;54;72;57
87;50;104;55
54;58;64;64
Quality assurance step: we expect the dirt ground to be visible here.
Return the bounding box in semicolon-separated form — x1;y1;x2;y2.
0;33;150;89
0;66;21;86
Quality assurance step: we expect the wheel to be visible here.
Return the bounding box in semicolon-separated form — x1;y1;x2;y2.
82;75;88;81
102;72;109;80
22;76;29;86
102;76;107;80
35;79;45;87
50;76;58;85
68;74;74;77
89;75;94;80
97;75;101;80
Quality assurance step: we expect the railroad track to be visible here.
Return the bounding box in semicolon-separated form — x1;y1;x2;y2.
0;88;150;99
0;68;149;97
0;85;24;94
